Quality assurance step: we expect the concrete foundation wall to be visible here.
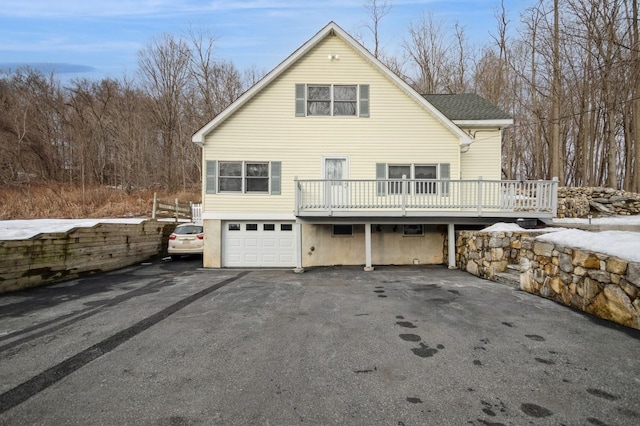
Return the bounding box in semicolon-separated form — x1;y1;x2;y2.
301;224;444;267
202;219;222;268
0;221;176;294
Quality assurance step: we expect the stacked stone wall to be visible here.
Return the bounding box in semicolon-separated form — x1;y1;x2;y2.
557;187;640;218
520;239;640;330
455;230;545;280
456;229;640;330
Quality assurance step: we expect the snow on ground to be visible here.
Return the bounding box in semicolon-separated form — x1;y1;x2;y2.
482;216;640;263
480;222;562;233
553;215;640;225
0;218;146;240
536;229;640;263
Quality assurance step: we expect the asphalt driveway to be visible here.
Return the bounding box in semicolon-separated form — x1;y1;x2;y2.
1;259;639;425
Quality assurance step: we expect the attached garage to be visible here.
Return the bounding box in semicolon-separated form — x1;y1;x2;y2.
222;221;297;267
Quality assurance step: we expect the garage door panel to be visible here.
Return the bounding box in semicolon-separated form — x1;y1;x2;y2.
262;239;276;247
227;238;242;248
222;222;296;267
245;238;259;247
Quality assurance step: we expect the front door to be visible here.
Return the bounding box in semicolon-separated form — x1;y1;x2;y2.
324;157;349;209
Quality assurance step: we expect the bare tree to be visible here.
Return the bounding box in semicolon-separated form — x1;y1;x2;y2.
404;12;451;93
137;33;192;191
550;0;563;184
363;0;393;58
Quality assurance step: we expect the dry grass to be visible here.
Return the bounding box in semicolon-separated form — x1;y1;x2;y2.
0;183;201;220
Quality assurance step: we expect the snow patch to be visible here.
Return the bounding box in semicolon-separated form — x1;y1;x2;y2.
481;222;562;233
0;218;146;240
536;229;640;263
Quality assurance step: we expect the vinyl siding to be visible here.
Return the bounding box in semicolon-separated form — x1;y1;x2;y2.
460;128;502;181
202;35;461;214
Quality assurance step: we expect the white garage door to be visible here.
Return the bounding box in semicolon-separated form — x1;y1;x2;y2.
222;221;296;267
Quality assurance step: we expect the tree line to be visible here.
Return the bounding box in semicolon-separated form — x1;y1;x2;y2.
1;0;639;192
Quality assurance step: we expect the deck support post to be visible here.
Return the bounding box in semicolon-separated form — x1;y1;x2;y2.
447;223;456;269
364;223;374;271
293;222;304;273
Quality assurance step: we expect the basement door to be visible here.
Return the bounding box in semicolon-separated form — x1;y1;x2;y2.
222;221;296;267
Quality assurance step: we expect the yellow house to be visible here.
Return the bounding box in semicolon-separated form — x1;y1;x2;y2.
193;22;557;271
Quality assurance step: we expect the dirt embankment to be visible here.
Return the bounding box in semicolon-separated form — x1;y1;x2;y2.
0;183;200;220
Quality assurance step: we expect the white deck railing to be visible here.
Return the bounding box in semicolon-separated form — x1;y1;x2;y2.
294;178;558;217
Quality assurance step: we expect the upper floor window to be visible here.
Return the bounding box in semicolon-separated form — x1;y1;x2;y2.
296;84;369;117
333;85;357;116
307;85;331;116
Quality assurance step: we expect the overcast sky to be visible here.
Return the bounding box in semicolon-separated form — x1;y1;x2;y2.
0;0;527;81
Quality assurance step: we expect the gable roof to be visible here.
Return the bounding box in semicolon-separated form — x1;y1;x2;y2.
192;21;472;146
423;94;513;127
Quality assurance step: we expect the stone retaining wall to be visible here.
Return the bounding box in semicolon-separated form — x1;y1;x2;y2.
557;187;640;218
520;239;640;330
455;230;540;281
456;229;640;330
0;221;176;294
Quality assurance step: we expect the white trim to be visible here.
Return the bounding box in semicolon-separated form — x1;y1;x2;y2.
202;212;296;220
192;21;472;146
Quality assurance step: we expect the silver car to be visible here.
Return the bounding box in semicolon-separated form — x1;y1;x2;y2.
168;223;204;260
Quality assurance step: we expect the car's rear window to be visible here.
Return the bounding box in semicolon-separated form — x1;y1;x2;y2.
174;225;203;235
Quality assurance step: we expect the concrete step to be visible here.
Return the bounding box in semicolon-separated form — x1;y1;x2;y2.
494;264;520;288
506;264;521;273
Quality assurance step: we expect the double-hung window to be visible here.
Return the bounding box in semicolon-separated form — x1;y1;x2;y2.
333;85;357;116
296;84;369;117
219;162;242;192
245;162;269;192
307;85;331;116
388;165;411;194
207;160;281;194
414;165;437;194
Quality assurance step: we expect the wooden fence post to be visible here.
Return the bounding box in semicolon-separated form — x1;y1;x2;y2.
152;192;157;220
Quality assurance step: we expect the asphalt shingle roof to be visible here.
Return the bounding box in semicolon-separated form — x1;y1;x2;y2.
422;93;512;121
